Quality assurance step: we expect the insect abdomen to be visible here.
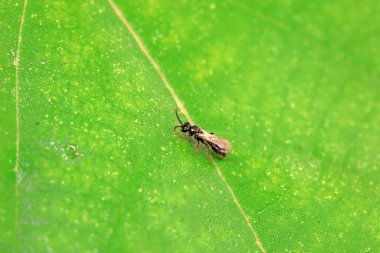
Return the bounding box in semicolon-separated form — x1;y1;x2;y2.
210;143;228;158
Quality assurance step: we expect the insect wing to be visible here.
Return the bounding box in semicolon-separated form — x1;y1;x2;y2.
197;131;232;153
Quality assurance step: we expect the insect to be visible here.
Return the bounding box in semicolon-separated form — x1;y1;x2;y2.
174;109;232;158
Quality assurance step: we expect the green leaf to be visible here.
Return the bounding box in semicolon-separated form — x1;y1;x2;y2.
1;0;379;252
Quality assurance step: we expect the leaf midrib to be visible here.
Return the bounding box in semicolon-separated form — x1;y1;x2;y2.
107;0;266;252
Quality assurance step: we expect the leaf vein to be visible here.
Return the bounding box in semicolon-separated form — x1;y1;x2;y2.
107;1;266;252
14;0;29;246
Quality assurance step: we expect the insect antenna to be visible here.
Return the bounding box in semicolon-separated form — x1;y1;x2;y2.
173;125;182;131
175;109;183;126
173;109;184;132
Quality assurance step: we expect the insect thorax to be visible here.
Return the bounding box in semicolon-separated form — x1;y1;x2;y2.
190;125;203;135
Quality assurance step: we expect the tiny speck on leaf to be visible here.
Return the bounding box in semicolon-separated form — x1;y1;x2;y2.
62;144;80;160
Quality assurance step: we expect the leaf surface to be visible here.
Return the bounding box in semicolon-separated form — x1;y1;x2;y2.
1;0;379;252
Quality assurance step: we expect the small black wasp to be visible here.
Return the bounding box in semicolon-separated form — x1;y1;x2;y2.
174;109;232;158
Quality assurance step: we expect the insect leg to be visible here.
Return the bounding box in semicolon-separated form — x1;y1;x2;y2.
206;145;212;159
194;139;200;153
174;127;188;137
